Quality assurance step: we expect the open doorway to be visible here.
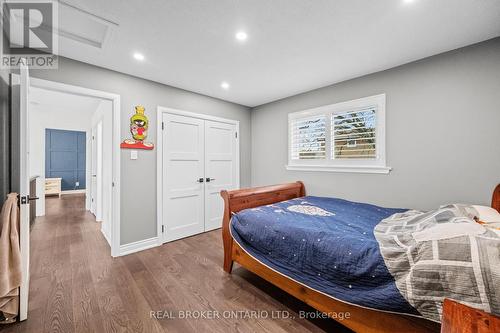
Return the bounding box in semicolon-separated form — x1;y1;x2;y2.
29;87;114;244
25;77;121;257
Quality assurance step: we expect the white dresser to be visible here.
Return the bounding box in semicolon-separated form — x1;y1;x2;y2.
45;178;62;197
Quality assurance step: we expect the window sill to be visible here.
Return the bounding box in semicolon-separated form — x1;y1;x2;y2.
285;164;392;174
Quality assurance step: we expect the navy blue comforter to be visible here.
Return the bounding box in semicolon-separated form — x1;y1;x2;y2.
230;196;419;315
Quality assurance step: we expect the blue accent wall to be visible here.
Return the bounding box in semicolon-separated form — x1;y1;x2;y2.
45;129;86;191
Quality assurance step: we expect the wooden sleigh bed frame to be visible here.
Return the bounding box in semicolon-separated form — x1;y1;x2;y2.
221;182;500;333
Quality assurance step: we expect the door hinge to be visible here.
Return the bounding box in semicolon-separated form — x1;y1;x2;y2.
112;182;115;187
20;196;28;205
161;225;165;233
235;132;238;139
162;122;164;130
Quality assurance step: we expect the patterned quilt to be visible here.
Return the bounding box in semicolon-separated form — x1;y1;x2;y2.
374;204;500;321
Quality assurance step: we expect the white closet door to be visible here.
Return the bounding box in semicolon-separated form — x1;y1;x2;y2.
204;120;238;231
162;113;205;242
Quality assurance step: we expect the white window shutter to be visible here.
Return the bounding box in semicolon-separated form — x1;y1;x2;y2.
290;115;326;160
331;107;377;159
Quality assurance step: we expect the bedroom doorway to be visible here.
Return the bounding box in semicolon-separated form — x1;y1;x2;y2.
27;78;120;255
16;74;122;257
157;107;240;243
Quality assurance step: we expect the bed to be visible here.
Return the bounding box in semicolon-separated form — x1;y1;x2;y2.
220;182;500;333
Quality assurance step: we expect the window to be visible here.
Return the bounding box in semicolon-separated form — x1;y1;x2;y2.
290;115;326;160
287;94;390;174
332;108;376;159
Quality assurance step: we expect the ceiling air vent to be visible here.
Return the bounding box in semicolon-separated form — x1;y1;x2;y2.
4;1;118;50
58;1;118;49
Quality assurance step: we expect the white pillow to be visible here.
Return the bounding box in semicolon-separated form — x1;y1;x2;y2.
472;205;500;223
412;222;486;242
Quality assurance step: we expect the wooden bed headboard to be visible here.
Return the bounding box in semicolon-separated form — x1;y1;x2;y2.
221;181;305;214
492;184;500;212
220;181;305;272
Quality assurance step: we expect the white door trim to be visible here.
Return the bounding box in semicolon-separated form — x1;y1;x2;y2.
15;75;122;257
156;106;240;244
90;126;97;215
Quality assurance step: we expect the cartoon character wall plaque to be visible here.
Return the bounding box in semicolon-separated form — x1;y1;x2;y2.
120;105;154;150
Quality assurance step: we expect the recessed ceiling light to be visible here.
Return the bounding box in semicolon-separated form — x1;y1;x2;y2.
133;52;145;61
235;31;248;42
221;81;230;90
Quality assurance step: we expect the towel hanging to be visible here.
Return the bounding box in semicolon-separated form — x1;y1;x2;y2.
0;193;21;324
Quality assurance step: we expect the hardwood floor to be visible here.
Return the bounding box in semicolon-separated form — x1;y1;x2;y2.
1;195;352;333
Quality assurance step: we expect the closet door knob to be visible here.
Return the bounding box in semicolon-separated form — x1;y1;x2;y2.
206;178;215;182
197;178;204;183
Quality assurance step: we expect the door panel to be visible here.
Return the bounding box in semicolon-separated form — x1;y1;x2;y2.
96;121;103;222
204;121;238;231
162;114;205;242
18;61;30;321
90;127;97;215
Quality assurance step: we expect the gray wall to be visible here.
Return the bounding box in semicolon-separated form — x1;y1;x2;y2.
0;68;10;203
0;31;11;203
251;37;500;211
28;57;251;244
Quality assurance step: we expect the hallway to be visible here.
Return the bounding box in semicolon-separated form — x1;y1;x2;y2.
0;195;349;333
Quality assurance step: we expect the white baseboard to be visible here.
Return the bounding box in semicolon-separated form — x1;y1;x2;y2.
119;237;159;256
61;189;86;195
101;227;111;247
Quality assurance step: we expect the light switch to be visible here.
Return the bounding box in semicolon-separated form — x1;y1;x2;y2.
130;150;138;160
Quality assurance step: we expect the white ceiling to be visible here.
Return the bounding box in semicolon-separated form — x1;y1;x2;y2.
44;1;500;106
30;87;102;115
